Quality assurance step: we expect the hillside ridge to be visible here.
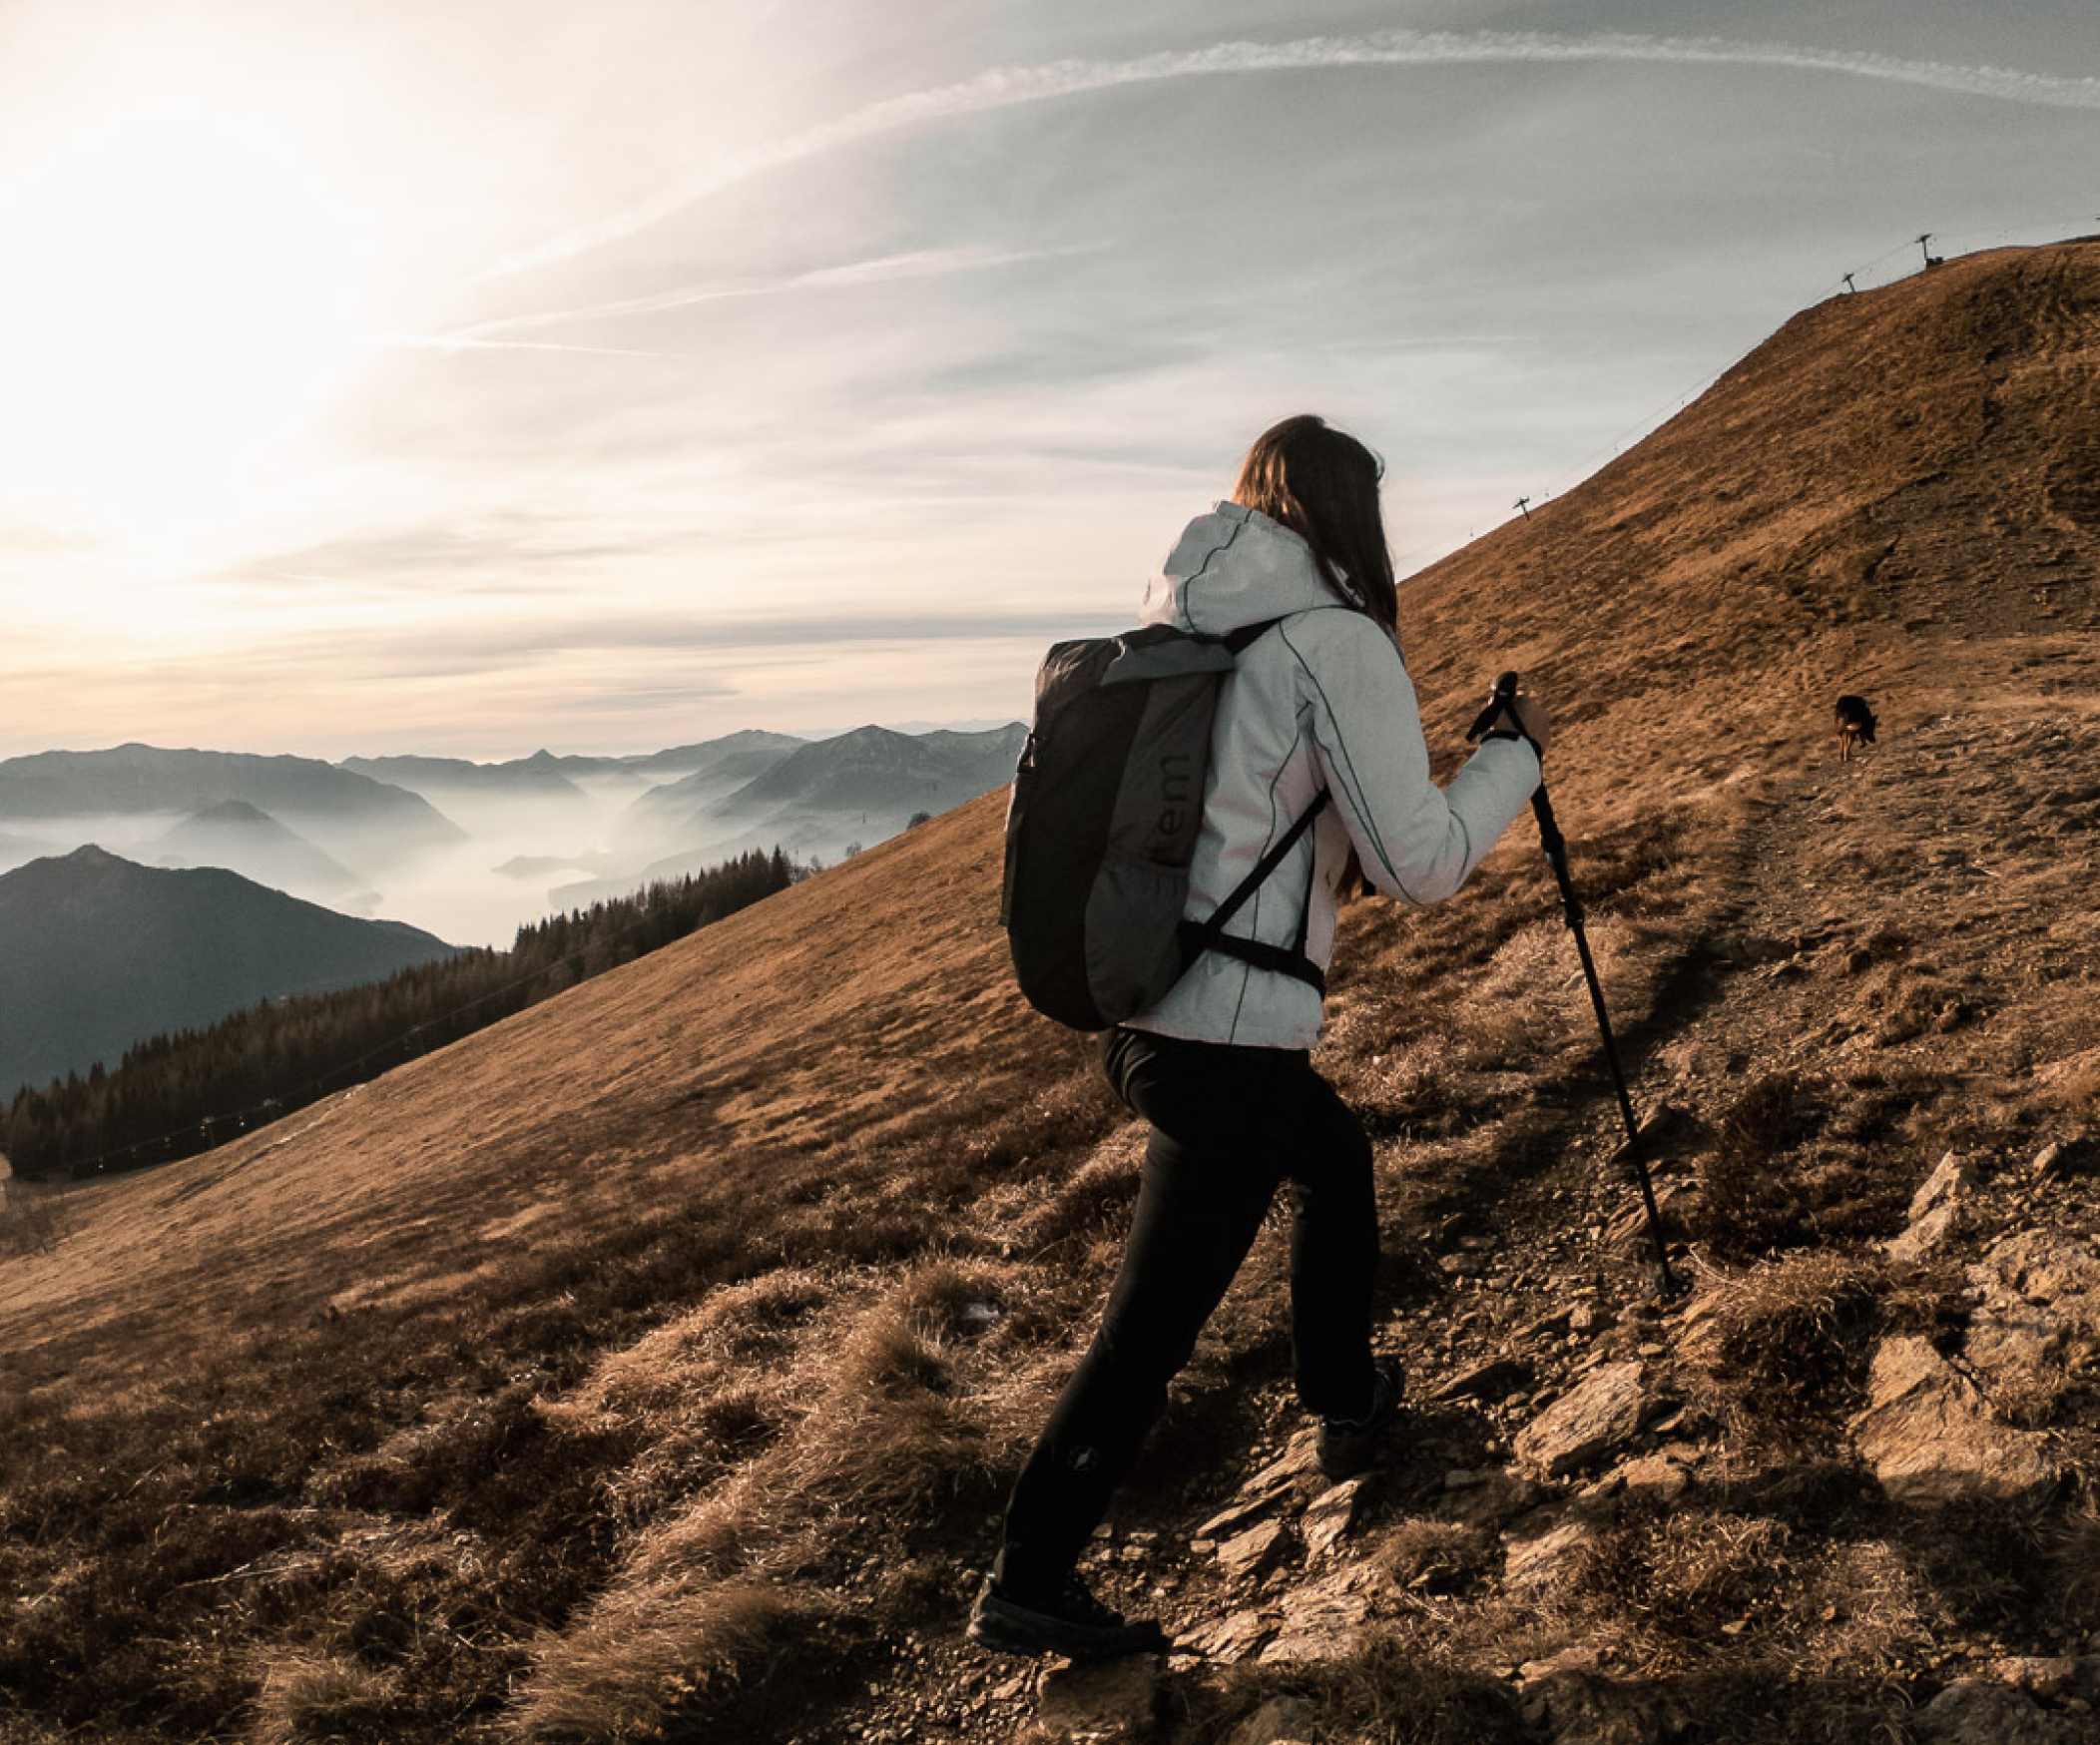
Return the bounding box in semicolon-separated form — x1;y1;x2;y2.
1;242;2097;1745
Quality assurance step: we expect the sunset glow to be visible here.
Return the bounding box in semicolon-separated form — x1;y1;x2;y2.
0;3;2092;758
0;93;370;553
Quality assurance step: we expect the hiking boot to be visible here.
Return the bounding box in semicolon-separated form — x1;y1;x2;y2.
966;1573;1170;1660
1316;1360;1402;1480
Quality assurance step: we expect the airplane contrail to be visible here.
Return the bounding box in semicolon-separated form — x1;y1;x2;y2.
457;245;1058;339
370;331;682;358
484;30;2100;281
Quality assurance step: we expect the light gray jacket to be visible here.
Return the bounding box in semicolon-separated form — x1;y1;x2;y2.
1126;501;1542;1050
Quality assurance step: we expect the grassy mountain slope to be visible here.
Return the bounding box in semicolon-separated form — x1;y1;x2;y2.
2;243;2099;1744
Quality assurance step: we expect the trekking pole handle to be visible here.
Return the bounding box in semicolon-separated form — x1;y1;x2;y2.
1467;670;1547;765
1465;671;1523;744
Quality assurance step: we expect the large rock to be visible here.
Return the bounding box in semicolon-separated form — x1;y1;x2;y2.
1848;1338;2057;1505
1515;1361;1646;1477
1256;1567;1373;1664
1217;1519;1292;1583
1222;1696;1317;1745
1033;1656;1163;1743
1912;1679;2090;1744
1184;1608;1273;1663
1886;1151;1975;1261
1302;1478;1368;1558
1963;1233;2100;1408
1909;1150;1977;1223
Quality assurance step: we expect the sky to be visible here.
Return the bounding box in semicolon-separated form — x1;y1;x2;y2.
0;0;2094;760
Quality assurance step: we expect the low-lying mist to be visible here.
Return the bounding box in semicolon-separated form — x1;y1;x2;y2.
0;723;1025;949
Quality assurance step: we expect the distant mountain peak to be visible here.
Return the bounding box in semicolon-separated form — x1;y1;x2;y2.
187;799;274;827
0;848;458;1094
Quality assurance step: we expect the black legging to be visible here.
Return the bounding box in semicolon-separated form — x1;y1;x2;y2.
992;1024;1378;1596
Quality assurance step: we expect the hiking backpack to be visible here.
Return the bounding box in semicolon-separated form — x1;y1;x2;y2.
1000;620;1330;1031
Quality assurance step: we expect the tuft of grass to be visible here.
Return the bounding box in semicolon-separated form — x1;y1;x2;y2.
511;1579;810;1742
1375;1518;1500;1598
1014;1131;1146;1254
2047;1499;2100;1630
1682;1254;1885;1451
1557;1511;1800;1643
510;1259;1031;1739
1697;1073;1838;1258
250;1652;404;1745
1314;1631;1532;1745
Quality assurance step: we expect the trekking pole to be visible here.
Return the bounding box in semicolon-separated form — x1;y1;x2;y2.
1468;672;1684;1299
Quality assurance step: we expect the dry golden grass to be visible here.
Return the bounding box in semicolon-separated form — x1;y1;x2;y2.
4;242;2100;1743
249;1652;404;1745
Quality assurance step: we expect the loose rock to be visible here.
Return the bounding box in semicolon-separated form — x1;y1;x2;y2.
1581;1452;1691;1504
1244;1429;1319;1490
1913;1679;2089;1745
1504;1514;1601;1589
1302;1477;1367;1558
1185;1608;1273;1663
1514;1360;1647;1476
1217;1519;1292;1583
1989;1657;2082;1700
1257;1568;1372;1664
1909;1150;1976;1223
1429;1354;1534;1403
1033;1656;1163;1744
1848;1337;2057;1505
1223;1695;1317;1745
1198;1489;1289;1542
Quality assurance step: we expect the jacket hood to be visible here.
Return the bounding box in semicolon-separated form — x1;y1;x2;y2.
1139;502;1354;635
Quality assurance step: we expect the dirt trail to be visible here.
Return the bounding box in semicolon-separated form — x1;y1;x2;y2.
750;693;2100;1742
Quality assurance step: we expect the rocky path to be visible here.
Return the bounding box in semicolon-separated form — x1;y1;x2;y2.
818;696;2100;1745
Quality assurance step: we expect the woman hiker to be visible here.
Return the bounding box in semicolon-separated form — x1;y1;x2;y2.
968;414;1552;1660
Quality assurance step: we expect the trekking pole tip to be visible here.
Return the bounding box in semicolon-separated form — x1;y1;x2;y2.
1646;1259;1692;1304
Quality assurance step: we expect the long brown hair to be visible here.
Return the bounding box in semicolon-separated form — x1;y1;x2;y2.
1232;414;1397;633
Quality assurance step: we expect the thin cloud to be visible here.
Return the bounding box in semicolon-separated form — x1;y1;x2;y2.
458;244;1065;339
370;330;682;359
485;30;2100;279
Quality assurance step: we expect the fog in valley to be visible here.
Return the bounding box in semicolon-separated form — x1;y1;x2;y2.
0;724;1025;948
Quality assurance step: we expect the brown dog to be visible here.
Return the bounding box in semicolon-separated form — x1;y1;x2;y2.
1835;694;1877;763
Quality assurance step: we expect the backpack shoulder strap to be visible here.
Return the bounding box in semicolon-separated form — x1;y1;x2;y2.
1220;618;1283;655
1177;789;1332;993
1172;615;1330;992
